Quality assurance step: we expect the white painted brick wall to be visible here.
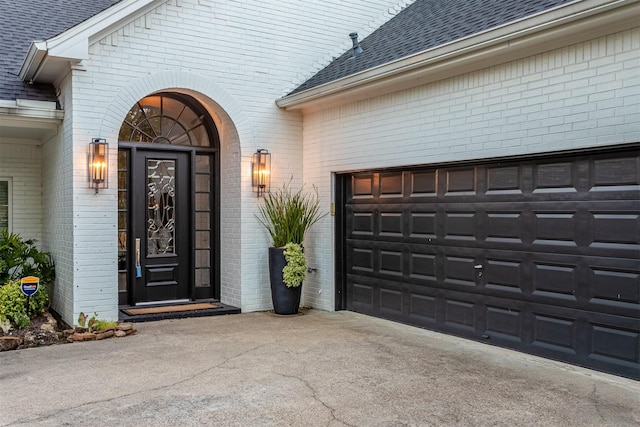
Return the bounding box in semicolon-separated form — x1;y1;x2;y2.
302;28;640;311
62;0;412;317
42;74;76;326
0;142;43;240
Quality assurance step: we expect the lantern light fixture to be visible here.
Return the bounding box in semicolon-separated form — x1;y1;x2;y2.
89;138;108;193
252;149;271;197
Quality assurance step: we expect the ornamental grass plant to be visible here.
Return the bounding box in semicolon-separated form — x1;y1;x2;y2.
257;179;327;248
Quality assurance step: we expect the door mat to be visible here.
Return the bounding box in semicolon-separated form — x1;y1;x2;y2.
122;303;218;316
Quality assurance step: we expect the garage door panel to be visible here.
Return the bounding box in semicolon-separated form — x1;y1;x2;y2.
343;146;640;379
486;211;524;243
588;265;639;308
587;321;640;380
348;280;374;309
532;211;579;247
379;249;404;277
380;286;404;316
533;160;580;194
486;164;525;195
348;209;375;237
444;211;478;241
444;167;478;196
532;261;579;302
409;253;437;281
443;256;479;288
409;211;438;239
531;312;578;356
590;155;640;188
589;210;639;248
349;246;374;273
408;293;437;324
485;305;524;344
379;211;404;237
379;172;404;198
484;258;525;295
444;299;476;331
351;174;375;199
409;170;437;197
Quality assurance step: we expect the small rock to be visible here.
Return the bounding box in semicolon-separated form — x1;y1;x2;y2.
117;323;133;331
63;329;75;336
0;337;22;351
66;336;74;343
81;333;96;341
72;333;85;342
40;323;55;332
23;330;60;347
114;330;127;338
95;330;114;340
125;329;136;336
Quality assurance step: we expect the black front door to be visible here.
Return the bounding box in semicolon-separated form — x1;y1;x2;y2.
131;150;191;304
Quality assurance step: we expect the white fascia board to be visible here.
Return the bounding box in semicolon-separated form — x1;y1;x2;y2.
277;0;639;112
19;0;161;83
0;99;64;122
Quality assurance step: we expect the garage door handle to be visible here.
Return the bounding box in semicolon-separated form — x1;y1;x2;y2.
474;264;483;269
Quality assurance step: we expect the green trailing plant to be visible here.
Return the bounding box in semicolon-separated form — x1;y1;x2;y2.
257;179;327;248
0;229;55;286
282;243;307;288
0;279;49;323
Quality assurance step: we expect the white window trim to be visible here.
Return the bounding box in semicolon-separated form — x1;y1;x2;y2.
0;177;12;231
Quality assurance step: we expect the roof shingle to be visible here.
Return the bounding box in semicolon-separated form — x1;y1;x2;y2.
0;0;121;103
288;0;576;95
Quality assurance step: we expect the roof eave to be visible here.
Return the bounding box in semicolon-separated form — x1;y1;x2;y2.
18;41;48;82
18;0;162;84
277;0;639;113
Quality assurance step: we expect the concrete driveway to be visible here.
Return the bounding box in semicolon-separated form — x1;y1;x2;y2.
0;310;638;426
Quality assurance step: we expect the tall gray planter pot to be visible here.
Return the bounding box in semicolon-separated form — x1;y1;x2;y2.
269;247;302;315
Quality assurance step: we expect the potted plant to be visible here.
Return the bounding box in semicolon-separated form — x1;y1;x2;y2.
257;179;327;314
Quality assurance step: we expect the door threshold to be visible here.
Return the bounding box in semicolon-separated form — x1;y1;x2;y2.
135;299;190;307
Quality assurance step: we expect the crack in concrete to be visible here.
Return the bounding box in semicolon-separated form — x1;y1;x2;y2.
0;343;270;427
274;371;356;427
591;384;606;421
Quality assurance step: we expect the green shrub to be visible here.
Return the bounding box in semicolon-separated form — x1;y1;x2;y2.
0;279;49;323
13;312;30;330
0;229;55;286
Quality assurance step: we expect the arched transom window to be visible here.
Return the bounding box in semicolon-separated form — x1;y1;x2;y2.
118;94;212;147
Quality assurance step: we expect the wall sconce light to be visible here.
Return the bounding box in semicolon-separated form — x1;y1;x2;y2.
89;138;108;193
252;149;271;196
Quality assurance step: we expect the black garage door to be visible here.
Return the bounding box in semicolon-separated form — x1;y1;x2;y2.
337;145;639;379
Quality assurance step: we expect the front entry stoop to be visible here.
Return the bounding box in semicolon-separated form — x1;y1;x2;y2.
119;300;240;323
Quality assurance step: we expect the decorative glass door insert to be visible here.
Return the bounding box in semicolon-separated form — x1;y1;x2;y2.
147;159;176;255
